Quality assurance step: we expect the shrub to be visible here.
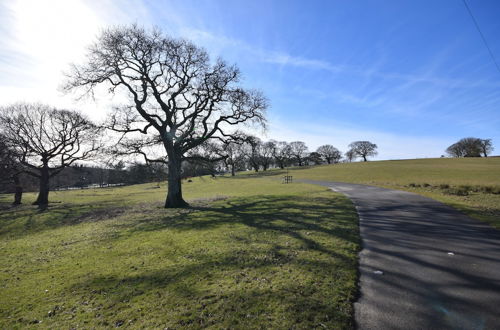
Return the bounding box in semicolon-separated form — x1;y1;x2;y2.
439;184;450;189
445;187;469;196
422;183;431;187
481;186;493;193
408;183;420;188
459;185;472;191
470;185;482;192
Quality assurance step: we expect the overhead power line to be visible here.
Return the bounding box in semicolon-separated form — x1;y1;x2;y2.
462;0;500;75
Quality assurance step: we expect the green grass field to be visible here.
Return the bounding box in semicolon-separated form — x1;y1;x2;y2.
0;177;359;329
251;157;500;228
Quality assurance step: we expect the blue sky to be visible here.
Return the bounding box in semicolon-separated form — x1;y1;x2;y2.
1;0;499;159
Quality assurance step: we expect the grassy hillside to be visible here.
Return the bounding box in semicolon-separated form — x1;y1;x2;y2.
292;157;500;186
260;157;500;228
0;177;359;329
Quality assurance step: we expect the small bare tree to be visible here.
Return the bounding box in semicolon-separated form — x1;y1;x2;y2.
308;152;323;165
220;140;247;176
0;103;102;207
65;25;267;208
184;141;226;177
289;141;308;166
272;141;291;169
245;135;263;172
348;141;377;162
261;141;276;171
480;139;494;157
317;144;342;164
446;142;465;157
344;149;356;162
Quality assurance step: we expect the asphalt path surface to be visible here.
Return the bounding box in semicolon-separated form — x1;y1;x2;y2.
301;180;500;330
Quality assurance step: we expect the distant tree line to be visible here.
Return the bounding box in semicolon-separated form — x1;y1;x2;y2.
446;138;493;158
183;136;379;176
0;158;168;195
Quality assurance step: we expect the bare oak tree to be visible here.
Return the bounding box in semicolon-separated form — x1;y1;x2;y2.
65;25;267;208
289;141;308;166
480;139;494;157
245;135;263;172
445;137;489;157
446;142;465;158
272;141;291;169
0;103;102;207
308;152;323;165
348;141;377;162
220;140;247;176
261;141;276;171
316;144;342;164
344;149;356;162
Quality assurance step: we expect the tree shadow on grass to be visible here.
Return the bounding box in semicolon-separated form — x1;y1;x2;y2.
67;262;354;328
65;201;358;328
0;200;128;239
120;194;359;254
58;194;357;327
6;193;359;328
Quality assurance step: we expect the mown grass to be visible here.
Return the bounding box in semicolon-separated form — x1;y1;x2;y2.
0;176;359;329
249;157;500;228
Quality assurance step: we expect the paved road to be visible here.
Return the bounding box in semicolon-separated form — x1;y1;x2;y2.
301;180;500;330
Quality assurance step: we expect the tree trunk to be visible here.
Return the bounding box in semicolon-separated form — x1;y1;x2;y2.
231;164;235;176
252;163;259;172
363;155;367;162
33;164;49;206
327;159;331;164
12;174;22;205
165;152;188;208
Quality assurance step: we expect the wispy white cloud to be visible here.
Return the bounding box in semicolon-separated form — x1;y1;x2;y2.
0;0;151;119
262;52;344;72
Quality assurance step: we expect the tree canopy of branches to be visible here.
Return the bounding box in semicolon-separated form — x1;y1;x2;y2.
446;137;493;157
0;103;101;207
348;141;377;162
479;139;494;157
344;150;355;162
289;141;308;166
65;25;267;208
260;141;276;171
184;141;226;177
245;136;263;172
219;140;247;176
272;141;291;169
308;152;323;165
316;144;342;164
